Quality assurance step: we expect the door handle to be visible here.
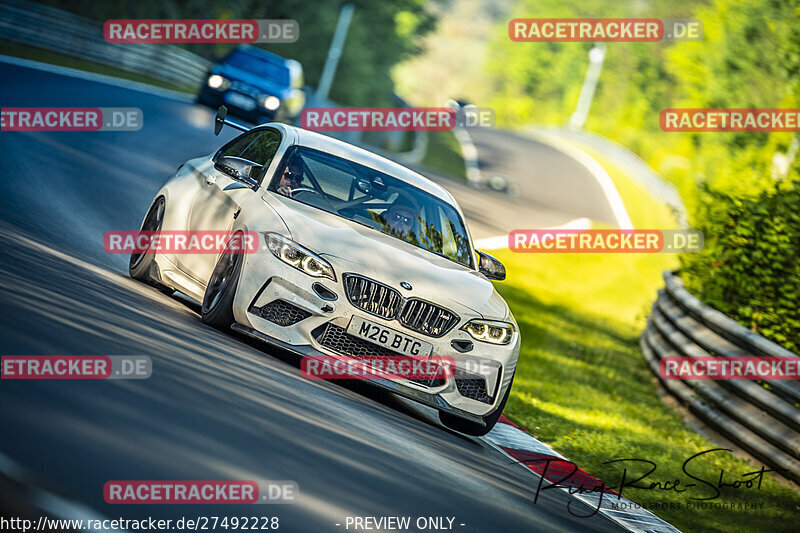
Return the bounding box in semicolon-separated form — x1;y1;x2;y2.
205;175;216;186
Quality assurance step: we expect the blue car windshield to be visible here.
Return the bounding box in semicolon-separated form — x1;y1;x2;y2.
271;147;474;269
226;50;290;86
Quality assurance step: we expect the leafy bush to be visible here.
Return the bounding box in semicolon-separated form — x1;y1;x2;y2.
482;0;800;352
681;180;800;352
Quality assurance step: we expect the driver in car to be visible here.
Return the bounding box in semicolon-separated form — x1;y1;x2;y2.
276;158;303;198
383;197;418;237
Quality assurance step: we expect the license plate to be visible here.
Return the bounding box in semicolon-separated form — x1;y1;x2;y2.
224;92;256;111
347;316;433;357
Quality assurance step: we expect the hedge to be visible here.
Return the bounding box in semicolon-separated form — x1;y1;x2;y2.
680;179;800;352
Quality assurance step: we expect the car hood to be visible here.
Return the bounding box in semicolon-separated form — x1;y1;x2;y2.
211;65;290;96
263;194;509;320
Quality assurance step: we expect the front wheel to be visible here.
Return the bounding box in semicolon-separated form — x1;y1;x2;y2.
439;373;514;436
129;197;173;295
201;235;244;330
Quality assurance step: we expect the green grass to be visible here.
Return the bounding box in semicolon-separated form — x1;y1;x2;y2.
421;130;467;180
0;39;197;94
496;151;800;531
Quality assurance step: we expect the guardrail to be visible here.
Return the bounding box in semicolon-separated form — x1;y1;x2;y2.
642;271;800;485
0;0;211;87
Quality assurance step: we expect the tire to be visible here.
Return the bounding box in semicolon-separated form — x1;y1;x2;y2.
129;197;173;295
439;372;514;436
201;234;244;330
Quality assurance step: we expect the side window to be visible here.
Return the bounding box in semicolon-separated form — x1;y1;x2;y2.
215;129;282;185
437;206;458;260
241;130;281;183
303;156;354;201
217;130;261;159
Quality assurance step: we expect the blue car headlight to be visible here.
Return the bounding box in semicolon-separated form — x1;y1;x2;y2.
207;74;229;90
265;233;336;281
259;95;281;111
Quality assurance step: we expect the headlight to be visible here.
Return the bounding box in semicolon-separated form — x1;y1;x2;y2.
207;74;228;90
260;95;280;111
461;320;514;345
265;233;335;281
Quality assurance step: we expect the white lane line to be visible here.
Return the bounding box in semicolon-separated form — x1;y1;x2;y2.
0;54;195;103
525;130;634;230
472;216;591;250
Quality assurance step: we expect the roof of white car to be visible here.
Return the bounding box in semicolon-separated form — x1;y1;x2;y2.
275;123;456;204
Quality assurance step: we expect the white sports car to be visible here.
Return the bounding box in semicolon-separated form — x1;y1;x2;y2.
130;107;520;435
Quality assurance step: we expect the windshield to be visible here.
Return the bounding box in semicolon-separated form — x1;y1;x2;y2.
270;146;474;268
225;49;290;86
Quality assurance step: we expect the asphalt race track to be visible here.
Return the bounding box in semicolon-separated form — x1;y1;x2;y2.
0;61;624;532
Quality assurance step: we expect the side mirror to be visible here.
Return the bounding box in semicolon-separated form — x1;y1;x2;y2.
477;250;506;281
355;179;372;194
214;105;249;135
214;106;227;135
214;156;260;188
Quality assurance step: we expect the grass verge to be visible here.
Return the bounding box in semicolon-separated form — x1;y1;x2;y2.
496;148;800;532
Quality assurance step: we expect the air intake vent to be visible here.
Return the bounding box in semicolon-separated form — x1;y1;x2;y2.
455;372;493;404
314;323;444;388
250;300;311;326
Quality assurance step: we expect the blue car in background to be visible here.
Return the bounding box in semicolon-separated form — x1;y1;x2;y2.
198;45;305;123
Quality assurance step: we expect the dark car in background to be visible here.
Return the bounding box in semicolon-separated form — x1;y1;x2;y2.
198;45;305;123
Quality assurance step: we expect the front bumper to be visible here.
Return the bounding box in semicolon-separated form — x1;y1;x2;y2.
229;323;488;425
231;249;520;420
